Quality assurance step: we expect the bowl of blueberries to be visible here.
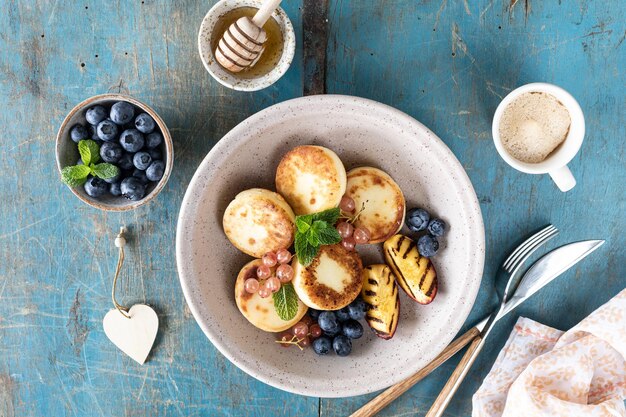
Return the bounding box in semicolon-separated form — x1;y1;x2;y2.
55;94;173;211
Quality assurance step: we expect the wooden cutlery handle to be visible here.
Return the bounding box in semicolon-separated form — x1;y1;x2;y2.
350;326;480;417
425;335;484;417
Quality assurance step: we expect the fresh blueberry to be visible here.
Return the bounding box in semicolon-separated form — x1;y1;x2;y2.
133;151;152;170
342;320;364;340
110;101;135;125
84;177;108;197
119;129;145;152
332;335;352;357
88;124;100;140
147;148;162;160
308;309;321;320
312;336;332;355
109;181;122;196
145;132;163;149
85;105;107;125
100;141;123;163
336;307;351;322
406;208;430;232
104;170;120;184
348;298;367;321
146;160;164;182
133;169;150;184
318;311;340;335
97;119;119;141
324;329;341;337
120;177;146;201
70;124;89;143
76;158;84;166
427;219;446;237
117;153;134;170
417;235;439;257
134;113;155;134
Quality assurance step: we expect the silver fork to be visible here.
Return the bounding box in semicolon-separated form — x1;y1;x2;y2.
502;224;559;278
425;224;559;417
473;224;559;335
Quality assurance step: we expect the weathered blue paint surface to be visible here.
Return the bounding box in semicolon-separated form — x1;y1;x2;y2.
0;1;624;416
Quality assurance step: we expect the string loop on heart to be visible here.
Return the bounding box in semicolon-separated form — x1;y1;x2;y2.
103;226;158;364
112;226;131;319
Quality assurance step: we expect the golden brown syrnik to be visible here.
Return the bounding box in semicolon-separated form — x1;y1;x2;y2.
235;259;308;332
361;264;400;339
345;167;405;244
275;145;347;215
292;244;363;310
223;188;295;258
383;234;438;304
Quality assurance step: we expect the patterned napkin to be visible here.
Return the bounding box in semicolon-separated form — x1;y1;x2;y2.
473;288;626;417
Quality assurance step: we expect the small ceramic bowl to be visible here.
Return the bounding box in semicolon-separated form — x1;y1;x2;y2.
55;94;173;211
198;0;296;91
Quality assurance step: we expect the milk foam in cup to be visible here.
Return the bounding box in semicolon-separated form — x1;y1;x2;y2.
492;83;585;192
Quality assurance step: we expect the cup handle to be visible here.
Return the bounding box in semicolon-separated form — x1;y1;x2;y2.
549;165;576;192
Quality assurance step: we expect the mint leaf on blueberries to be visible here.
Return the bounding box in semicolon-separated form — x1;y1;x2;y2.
294;207;343;266
61;165;90;187
273;283;299;321
91;163;119;180
78;139;100;165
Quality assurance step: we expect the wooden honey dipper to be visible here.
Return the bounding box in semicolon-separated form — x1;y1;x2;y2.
215;0;283;73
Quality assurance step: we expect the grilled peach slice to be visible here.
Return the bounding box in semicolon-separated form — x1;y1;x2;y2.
383;234;437;304
361;264;399;340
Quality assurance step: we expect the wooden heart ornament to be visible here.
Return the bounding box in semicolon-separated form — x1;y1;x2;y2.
103;304;158;364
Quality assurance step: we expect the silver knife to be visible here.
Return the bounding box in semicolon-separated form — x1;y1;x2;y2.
475;239;605;332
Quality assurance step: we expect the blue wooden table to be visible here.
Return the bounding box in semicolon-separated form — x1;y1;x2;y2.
0;1;624;416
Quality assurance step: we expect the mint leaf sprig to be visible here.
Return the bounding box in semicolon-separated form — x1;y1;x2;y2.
294;207;342;266
272;282;300;322
61;140;120;187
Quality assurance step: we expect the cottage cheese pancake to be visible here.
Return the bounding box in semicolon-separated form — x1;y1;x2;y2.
275;145;346;215
223;188;296;258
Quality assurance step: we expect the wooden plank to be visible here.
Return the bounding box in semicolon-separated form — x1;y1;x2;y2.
303;0;330;95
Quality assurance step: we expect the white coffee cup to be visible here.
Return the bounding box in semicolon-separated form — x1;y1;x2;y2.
492;83;585;192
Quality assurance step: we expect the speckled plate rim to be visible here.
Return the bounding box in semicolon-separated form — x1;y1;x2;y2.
176;95;485;397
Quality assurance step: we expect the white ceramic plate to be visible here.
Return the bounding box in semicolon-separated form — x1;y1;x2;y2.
176;95;485;397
